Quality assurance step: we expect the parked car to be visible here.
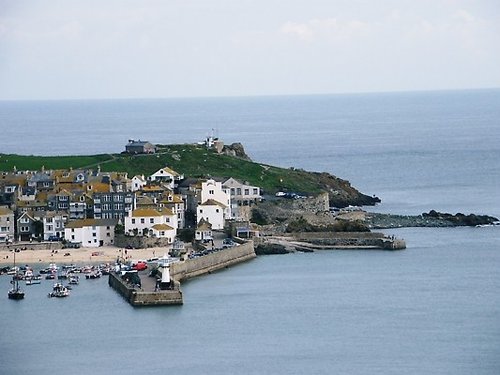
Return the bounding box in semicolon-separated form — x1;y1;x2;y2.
222;238;235;248
48;235;62;241
132;261;148;271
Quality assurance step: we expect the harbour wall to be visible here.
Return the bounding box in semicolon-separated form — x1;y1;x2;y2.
292;232;406;250
109;240;256;306
170;240;256;281
108;272;183;306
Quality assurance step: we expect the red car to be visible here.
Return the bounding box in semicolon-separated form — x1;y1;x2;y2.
132;261;148;271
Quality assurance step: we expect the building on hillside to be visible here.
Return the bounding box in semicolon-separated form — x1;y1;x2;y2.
0;206;14;243
125;140;156;154
16;211;39;241
158;193;186;229
47;189;72;211
93;192;135;221
27;171;55;192
196;199;227;230
195;218;212;241
64;218;118;247
148;167;184;190
69;192;93;220
222;177;262;220
42;211;68;241
130;175;147;192
124;208;177;243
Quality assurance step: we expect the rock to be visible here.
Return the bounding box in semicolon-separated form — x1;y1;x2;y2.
255;243;291;255
222;143;252;161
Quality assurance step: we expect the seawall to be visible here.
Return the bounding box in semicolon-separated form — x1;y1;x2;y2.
109;240;256;306
170;240;256;281
291;232;406;250
108;272;183;306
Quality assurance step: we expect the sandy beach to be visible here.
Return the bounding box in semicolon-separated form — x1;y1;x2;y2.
0;246;172;266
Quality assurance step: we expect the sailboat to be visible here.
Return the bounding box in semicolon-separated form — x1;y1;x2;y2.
8;252;25;300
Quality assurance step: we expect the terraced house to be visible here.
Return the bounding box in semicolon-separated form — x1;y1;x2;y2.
0;206;14;243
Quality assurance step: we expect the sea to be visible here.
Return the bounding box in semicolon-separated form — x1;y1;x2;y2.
1;89;499;374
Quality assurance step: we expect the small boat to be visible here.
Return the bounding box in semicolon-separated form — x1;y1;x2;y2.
85;270;102;279
25;277;41;285
48;283;70;298
8;252;25;300
68;275;80;285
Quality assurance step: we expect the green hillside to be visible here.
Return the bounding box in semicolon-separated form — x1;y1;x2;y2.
0;143;379;207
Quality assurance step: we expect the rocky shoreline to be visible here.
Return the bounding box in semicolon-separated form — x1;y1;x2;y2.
366;210;499;229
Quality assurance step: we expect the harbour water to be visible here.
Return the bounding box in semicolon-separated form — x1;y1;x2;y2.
1;89;499;374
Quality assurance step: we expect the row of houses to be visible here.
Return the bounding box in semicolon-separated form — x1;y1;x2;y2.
0;165;262;247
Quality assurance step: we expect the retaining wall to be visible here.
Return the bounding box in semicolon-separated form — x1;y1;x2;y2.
170;241;256;281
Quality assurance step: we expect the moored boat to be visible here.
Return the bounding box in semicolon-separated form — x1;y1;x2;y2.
68;275;80;285
7;252;24;300
25;277;41;285
48;282;70;298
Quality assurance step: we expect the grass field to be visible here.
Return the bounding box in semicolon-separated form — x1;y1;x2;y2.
0;144;324;195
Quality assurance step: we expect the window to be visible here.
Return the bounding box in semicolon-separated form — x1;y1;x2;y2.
237;188;241;195
150;218;154;224
141;218;145;224
253;188;259;195
132;219;135;224
216;209;219;213
71;235;75;240
93;232;97;237
21;226;29;232
199;209;203;213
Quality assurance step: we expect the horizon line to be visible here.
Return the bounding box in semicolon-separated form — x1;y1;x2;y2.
1;86;499;103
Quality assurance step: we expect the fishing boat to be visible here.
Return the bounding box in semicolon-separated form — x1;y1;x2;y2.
48;282;70;298
8;252;25;300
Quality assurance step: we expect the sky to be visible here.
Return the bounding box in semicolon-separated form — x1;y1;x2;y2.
0;0;499;100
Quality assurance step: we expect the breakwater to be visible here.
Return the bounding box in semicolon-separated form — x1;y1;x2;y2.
170;240;256;281
108;272;183;306
293;232;406;250
109;240;256;306
256;232;406;254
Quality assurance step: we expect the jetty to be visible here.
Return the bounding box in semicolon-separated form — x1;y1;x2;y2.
108;239;256;306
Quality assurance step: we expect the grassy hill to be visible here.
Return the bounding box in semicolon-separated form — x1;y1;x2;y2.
0;143;379;207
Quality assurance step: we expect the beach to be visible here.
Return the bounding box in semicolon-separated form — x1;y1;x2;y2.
0;245;170;266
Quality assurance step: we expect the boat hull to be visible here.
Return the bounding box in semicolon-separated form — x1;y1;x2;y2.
8;290;25;300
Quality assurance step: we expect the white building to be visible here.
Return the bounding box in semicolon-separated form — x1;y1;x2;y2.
0;206;14;243
197;199;227;230
64;219;117;247
158;193;186;229
195;218;212;241
223;178;262;220
43;211;68;240
124;208;177;243
148;167;184;190
130;175;147;192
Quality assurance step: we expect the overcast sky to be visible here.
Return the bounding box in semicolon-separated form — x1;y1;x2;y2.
1;0;499;100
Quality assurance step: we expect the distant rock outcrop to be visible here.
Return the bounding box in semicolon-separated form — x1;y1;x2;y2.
222;143;252;161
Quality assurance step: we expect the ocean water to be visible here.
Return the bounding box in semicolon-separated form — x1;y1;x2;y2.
1;89;500;374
